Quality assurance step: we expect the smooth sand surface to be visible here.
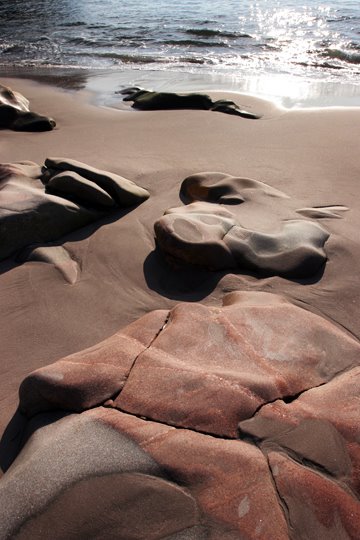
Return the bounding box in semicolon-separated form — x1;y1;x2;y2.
1;76;360;537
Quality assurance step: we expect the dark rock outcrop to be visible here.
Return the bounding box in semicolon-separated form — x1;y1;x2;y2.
120;87;260;119
0;84;56;131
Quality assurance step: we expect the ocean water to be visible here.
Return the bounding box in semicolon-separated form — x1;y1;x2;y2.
0;0;359;106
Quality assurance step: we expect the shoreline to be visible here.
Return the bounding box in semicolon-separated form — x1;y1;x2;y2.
1;65;360;110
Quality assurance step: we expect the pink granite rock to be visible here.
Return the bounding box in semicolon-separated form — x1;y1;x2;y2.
0;408;289;539
239;366;360;497
20;310;168;416
99;408;289;539
6;291;360;538
20;292;360;440
268;451;360;540
116;291;360;437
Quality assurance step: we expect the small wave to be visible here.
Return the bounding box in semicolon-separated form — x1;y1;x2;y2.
322;48;360;65
164;39;228;48
68;37;111;47
178;56;207;65
1;44;25;54
78;51;164;64
64;21;86;27
327;15;359;23
185;28;252;39
73;51;210;66
295;61;344;71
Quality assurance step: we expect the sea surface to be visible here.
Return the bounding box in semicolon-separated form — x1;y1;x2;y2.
0;0;359;106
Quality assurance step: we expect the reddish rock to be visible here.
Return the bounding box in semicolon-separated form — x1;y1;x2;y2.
12;292;360;538
100;408;289;539
20;309;168;416
268;452;360;540
19;292;360;439
239;366;360;496
0;408;288;539
116;292;360;437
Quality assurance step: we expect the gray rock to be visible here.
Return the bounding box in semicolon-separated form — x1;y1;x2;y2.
45;157;150;206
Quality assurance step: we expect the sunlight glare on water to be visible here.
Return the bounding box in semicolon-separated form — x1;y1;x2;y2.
0;0;359;105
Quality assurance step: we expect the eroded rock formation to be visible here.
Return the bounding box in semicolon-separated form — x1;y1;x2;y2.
155;172;332;278
0;158;149;262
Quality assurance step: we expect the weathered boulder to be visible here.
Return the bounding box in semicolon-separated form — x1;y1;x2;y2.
239;366;360;497
45;157;150;206
46;171;116;208
0;159;149;261
155;202;329;277
0;83;56;131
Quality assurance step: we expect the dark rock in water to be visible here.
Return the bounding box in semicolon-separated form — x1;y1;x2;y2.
121;88;151;102
118;86;143;96
5;291;360;538
0;83;56;131
45;157;150;206
211;99;260;119
121;87;260;118
128;90;213;111
155;171;330;278
46;171;116;208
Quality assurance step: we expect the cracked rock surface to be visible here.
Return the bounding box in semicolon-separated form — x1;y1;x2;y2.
3;291;359;539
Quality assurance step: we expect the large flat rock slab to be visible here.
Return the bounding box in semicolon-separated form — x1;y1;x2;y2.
19;292;360;438
3;291;360;538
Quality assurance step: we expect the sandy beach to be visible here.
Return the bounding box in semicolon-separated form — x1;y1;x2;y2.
1;75;360;538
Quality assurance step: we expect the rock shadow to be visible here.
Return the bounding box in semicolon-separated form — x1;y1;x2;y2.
143;246;226;302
